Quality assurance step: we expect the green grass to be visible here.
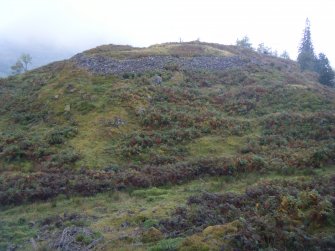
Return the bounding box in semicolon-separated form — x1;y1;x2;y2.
84;42;234;59
187;135;246;158
1;165;333;250
1;42;335;250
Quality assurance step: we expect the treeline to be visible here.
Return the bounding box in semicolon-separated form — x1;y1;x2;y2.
236;18;334;87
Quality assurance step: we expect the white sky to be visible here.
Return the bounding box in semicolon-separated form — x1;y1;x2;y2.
0;0;334;64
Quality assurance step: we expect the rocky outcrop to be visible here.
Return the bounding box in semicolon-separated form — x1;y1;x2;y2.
73;54;255;75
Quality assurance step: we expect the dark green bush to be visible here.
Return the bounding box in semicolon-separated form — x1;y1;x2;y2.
47;126;78;145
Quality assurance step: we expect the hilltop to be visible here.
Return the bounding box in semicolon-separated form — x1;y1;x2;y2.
0;42;335;251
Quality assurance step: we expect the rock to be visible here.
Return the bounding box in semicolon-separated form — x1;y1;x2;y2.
100;116;126;128
135;107;146;116
30;238;37;250
200;80;212;87
64;104;71;112
141;227;163;243
151;75;162;85
118;233;131;241
66;84;76;93
113;116;126;128
120;221;130;228
73;54;254;76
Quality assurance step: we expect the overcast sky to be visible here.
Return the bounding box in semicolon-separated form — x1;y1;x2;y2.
1;0;334;64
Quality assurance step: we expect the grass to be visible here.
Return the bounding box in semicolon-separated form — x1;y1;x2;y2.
69;107;139;167
1;42;335;250
187;135;247;158
84;42;234;59
1;165;333;250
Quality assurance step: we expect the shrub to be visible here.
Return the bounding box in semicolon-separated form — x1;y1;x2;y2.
159;175;335;250
50;149;80;166
47;126;78;145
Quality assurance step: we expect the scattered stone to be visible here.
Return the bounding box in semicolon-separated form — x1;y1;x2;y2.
113;116;126;128
66;84;76;93
30;238;38;250
100;116;126;128
120;221;131;228
118;232;131;241
102;226;113;233
54;94;59;99
64;104;71;112
200;80;212;87
127;210;135;215
136;107;146;116
73;54;255;76
151;75;162;85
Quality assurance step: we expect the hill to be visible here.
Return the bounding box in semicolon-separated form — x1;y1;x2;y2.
1;42;335;251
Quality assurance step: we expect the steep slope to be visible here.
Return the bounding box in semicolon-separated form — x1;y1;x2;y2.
0;42;335;250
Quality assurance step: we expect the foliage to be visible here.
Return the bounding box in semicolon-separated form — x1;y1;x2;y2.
1;41;335;249
159;176;335;250
256;43;272;55
315;53;335;86
236;36;253;49
20;53;32;72
47;126;78;145
297;18;316;71
280;50;290;60
10;53;32;75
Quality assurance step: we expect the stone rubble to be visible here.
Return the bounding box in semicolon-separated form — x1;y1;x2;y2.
73;54;255;75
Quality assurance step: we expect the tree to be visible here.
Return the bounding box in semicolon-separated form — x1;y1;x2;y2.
280;50;290;60
315;53;334;86
11;60;24;75
10;53;32;75
257;43;272;55
20;53;32;72
297;18;316;71
236;36;252;49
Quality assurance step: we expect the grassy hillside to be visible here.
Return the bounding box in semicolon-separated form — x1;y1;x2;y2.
0;42;334;250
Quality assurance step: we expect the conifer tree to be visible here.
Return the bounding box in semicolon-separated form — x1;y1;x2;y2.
297;18;316;71
315;53;334;86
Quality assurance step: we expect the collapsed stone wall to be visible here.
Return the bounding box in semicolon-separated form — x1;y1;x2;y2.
73;54;255;75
